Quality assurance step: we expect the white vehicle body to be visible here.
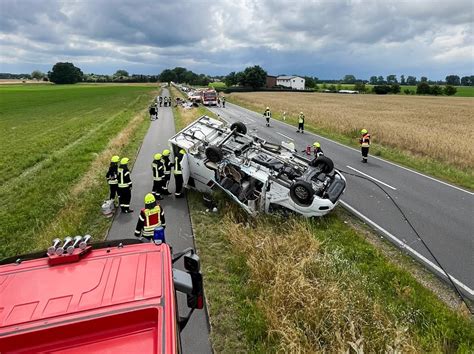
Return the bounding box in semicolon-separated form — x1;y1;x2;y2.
169;116;346;217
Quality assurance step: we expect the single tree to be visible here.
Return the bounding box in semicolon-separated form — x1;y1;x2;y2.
114;69;129;77
400;75;406;85
354;82;366;92
369;76;378;85
460;76;473;86
391;83;401;94
406;76;417;85
416;82;430;94
48;62;83;84
445;75;460;86
377;76;385;84
159;69;177;83
224;72;238;87
31;70;45;80
443;85;457;96
342;74;356;84
430;85;442;95
420;76;428;83
240;65;267;89
386;75;398;84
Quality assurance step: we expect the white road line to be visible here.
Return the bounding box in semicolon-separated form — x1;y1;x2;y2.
227;102;473;196
346;165;397;190
340;201;474;297
276;132;294;141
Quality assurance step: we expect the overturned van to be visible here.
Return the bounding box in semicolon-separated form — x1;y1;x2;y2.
169;116;346;217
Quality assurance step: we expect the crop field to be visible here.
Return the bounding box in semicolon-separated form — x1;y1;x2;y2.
228;92;474;172
318;84;474;97
0;84;156;258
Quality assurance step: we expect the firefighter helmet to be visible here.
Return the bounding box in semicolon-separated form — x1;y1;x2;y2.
120;157;129;165
266;107;269;110
361;129;368;134
179;149;186;155
313;142;321;148
154;153;162;160
144;193;155;204
111;155;120;163
162;149;170;156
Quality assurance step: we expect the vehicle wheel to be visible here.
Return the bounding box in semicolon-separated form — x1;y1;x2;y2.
230;121;247;135
290;181;314;206
309;156;334;173
205;146;223;163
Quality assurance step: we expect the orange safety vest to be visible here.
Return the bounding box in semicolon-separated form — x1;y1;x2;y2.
142;206;162;237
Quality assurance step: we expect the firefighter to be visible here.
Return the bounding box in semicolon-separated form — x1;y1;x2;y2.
159;96;163;107
222;96;226;108
149;105;157;121
134;193;166;240
173;149;186;197
117;157;133;213
152;153;164;200
313;142;324;157
263;107;271;127
164;96;169;107
161;149;172;195
297;111;305;133
359;129;371;163
105;155;120;202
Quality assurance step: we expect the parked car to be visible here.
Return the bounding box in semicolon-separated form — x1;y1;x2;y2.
0;237;203;353
169;116;346;217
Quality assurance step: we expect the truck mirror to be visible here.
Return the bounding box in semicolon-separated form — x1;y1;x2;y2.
184;253;200;273
187;272;203;309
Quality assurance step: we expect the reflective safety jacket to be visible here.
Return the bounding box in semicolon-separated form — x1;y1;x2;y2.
105;164;118;185
173;154;184;175
313;147;324;157
152;159;165;181
134;205;166;238
263;109;271;118
360;133;371;147
118;166;132;188
162;156;172;175
298;114;305;124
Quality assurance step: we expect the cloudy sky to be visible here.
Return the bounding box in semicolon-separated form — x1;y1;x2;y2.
0;0;472;79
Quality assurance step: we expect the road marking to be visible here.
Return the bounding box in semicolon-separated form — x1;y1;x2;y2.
346;165;397;190
276;132;294;141
227;102;473;196
340;200;474;297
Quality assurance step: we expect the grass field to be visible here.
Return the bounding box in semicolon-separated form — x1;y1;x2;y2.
227;92;474;189
0;84;157;258
170;96;474;353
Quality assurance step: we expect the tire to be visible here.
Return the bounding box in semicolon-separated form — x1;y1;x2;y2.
290;181;314;206
205;145;223;163
309;156;334;173
230;121;247;135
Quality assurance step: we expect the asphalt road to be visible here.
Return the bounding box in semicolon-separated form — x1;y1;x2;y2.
208;102;474;299
108;88;212;353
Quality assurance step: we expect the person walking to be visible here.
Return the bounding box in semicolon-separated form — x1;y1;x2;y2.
296;111;305;133
117;157;133;213
222;96;226;108
106;155;120;202
152;153;164;200
359;129;371;163
159;96;163;107
149;105;157;121
263;107;271;127
161;149;172;195
173;149;186;197
134;193;166;241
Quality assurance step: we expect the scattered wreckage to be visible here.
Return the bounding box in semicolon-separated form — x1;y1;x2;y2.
169;116;346;217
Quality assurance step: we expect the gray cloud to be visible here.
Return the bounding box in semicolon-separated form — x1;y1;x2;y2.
0;0;472;78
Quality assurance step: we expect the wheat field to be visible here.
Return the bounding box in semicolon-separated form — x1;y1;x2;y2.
229;92;474;169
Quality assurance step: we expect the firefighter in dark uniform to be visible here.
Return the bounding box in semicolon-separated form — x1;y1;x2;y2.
161;149;172;195
359;129;371;163
222;96;226;108
263;107;271;127
151;153;164;200
134;193;166;241
313;142;324;157
173;149;186;197
159;96;163;107
297;112;305;133
106;155;120;201
117;157;133;213
149;105;157;121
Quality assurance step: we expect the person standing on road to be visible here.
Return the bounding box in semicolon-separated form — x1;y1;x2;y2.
134;193;166;241
159;96;163;107
161;149;172;195
297;112;305;133
359;129;371;163
151;153;164;200
117;157;133;213
149;105;157;121
173;149;186;198
222;96;226;108
263;107;271;127
106;155;120;202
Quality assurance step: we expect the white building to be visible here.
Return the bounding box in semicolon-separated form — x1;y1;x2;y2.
276;76;305;90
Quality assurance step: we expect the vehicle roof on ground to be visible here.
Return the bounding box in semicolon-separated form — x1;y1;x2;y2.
0;242;176;353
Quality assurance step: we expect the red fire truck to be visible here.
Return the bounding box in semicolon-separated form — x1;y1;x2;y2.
0;238;203;353
201;89;218;106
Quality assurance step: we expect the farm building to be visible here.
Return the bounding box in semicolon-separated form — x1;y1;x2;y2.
276;75;305;90
265;75;277;88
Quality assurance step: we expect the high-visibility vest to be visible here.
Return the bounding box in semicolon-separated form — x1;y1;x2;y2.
264;110;271;117
142;206;162;237
152;160;164;181
298;114;305;123
118;167;132;188
361;134;371;147
163;157;171;175
173;155;183;175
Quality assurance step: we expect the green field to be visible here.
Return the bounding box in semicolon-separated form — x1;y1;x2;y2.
0;84;156;258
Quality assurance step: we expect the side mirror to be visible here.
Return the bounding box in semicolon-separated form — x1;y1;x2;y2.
184;253;200;273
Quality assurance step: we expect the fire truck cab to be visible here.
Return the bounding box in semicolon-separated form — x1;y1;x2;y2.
0;238;203;353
